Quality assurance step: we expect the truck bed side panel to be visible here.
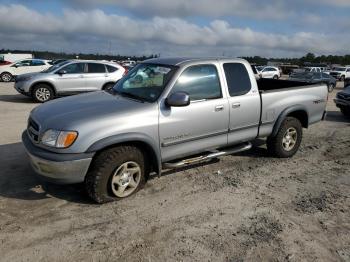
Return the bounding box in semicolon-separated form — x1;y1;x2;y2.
259;85;328;138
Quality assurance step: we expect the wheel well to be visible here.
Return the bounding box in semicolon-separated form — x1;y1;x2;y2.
287;110;308;128
30;82;56;96
93;141;159;176
102;82;115;90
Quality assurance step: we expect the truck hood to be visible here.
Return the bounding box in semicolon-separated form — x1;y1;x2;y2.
30;91;154;131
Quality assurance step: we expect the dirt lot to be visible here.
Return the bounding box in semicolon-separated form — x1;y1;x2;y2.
0;81;349;262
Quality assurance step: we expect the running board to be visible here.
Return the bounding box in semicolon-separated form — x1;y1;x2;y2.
163;142;252;169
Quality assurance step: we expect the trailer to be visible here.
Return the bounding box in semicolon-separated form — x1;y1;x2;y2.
0;53;33;63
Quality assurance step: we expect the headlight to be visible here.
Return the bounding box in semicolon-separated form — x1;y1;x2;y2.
41;129;78;148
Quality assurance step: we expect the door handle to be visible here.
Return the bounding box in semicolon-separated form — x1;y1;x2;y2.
79;75;84;78
215;105;224;112
232;102;241;109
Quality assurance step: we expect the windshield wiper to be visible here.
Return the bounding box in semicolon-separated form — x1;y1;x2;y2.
117;91;145;102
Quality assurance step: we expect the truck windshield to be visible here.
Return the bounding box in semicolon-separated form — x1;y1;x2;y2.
113;63;178;102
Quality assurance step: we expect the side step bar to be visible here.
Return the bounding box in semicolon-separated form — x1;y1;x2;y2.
163;142;252;169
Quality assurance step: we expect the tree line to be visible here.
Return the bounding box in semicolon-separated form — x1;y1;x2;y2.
0;49;159;61
241;53;350;66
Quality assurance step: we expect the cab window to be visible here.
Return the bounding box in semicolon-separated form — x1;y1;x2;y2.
171;64;221;101
224;63;251;97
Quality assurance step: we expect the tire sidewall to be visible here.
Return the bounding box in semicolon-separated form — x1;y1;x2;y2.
270;117;303;158
1;72;12;82
86;146;146;203
32;84;54;103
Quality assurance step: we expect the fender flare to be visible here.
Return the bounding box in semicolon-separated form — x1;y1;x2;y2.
86;132;162;175
271;105;309;137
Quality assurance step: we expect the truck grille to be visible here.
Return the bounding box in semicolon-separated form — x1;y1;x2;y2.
27;117;40;143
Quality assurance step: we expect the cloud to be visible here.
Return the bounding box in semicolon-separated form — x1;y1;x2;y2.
0;4;348;57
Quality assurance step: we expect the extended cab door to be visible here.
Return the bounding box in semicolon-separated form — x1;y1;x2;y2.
221;62;261;145
159;64;229;162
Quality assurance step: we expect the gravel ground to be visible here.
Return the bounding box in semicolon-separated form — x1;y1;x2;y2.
0;81;349;262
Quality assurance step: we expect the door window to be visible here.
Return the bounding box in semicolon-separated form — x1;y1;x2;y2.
223;63;251;97
171;64;221;101
31;60;46;66
61;63;85;74
87;63;106;73
13;60;31;67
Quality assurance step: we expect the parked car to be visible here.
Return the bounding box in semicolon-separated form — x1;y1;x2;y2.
329;67;350;81
50;59;68;65
289;72;336;92
0;59;51;82
0;60;11;66
22;57;328;203
257;66;281;79
14;60;126;102
334;86;350;117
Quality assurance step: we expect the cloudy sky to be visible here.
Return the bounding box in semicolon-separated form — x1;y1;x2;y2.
0;0;349;58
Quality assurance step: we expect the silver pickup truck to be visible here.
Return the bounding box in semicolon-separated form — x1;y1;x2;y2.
22;58;328;203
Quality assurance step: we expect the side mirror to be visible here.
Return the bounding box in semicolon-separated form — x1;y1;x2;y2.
57;70;67;75
166;92;190;107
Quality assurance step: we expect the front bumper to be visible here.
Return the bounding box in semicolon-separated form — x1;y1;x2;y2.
22;131;94;184
334;98;350;108
14;81;30;95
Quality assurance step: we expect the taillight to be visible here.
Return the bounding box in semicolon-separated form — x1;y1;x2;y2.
123;67;128;76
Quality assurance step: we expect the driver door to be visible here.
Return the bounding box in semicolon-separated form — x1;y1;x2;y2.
54;62;86;93
12;60;32;75
159;64;229;162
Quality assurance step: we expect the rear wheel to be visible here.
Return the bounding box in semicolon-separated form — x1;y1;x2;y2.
85;146;147;204
340;75;345;82
32;84;54;103
267;117;303;158
1;72;13;82
273;75;279;80
102;82;115;92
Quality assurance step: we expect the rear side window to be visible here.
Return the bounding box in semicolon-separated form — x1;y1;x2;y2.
223;63;251;97
87;63;106;73
106;65;118;73
171;64;221;101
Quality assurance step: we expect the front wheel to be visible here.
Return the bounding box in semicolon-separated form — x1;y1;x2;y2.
32;84;54;103
85;146;147;204
267;117;303;158
340;107;350;118
1;72;13;82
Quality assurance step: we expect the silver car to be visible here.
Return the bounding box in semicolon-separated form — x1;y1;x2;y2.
14;60;126;102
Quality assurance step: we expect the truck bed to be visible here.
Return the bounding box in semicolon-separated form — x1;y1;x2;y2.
257;78;312;92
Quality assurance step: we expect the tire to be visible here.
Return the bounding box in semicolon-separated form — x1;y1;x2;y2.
340;107;350;118
102;82;115;92
1;72;13;82
340;75;345;82
32;84;54;103
327;83;335;92
85;146;147;204
273;75;279;80
267;117;303;158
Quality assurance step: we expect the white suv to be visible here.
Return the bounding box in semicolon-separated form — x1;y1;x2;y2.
0;59;51;82
258;66;281;79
